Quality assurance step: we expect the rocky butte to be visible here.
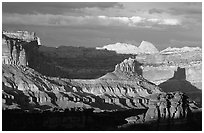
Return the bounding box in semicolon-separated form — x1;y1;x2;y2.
2;31;202;130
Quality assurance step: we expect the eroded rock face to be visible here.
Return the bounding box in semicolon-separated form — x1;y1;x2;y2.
2;31;41;66
2;55;196;119
2;57;162;111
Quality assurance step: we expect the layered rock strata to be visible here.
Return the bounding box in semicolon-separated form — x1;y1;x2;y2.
2;57;197;121
2;31;41;66
2;58;162;111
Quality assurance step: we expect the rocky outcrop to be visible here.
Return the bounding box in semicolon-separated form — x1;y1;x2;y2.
114;57;142;76
2;31;41;66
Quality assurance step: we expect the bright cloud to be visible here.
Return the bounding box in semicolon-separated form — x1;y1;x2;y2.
159;19;180;25
3;13;181;28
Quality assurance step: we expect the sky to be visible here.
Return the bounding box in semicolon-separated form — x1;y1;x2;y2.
2;2;202;50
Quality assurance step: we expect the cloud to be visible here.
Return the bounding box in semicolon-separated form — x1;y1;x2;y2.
148;4;201;16
2;2;123;14
2;13;181;28
158;19;181;25
168;7;202;16
146;18;180;25
149;8;164;14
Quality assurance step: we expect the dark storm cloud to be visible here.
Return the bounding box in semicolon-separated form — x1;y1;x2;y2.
2;2;123;14
148;2;201;16
148;8;164;14
168;7;202;15
182;2;201;6
168;2;201;16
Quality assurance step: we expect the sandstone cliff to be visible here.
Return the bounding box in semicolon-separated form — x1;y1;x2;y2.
2;31;41;66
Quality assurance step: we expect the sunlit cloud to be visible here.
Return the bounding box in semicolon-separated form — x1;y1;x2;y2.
2;13;181;28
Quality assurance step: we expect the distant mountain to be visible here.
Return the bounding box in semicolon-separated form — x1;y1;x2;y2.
96;41;159;54
160;46;201;54
96;42;140;54
138;41;159;54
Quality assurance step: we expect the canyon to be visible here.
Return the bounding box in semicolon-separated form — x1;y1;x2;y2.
2;31;202;130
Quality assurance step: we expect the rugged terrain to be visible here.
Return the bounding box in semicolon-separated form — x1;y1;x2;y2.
2;31;202;130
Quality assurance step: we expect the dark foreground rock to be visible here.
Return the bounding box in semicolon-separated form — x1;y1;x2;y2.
2;108;201;131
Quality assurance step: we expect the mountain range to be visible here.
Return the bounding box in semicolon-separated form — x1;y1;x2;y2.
96;41;159;54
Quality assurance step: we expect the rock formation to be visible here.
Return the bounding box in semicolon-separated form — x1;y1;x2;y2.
2;31;41;66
